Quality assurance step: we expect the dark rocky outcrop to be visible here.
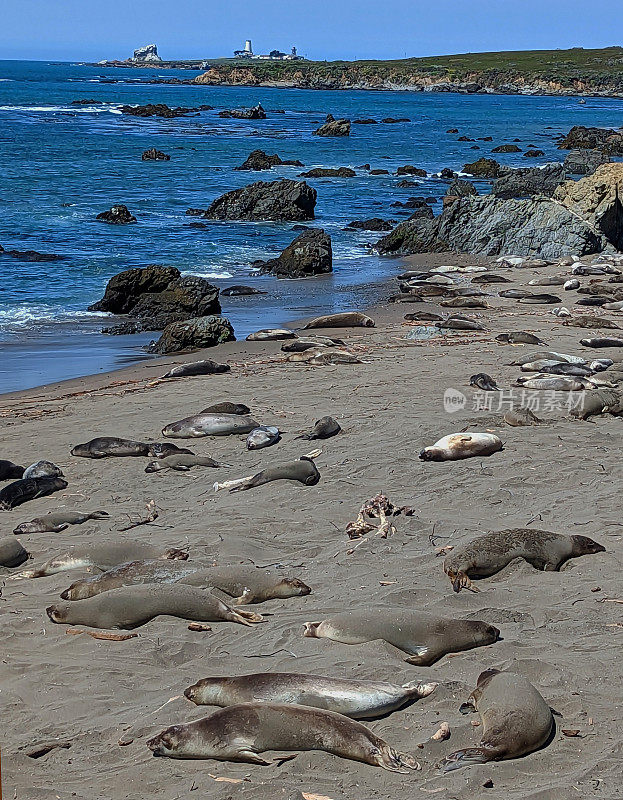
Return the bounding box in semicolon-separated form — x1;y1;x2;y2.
557;125;623;155
0;245;64;262
492;164;566;199
89;266;221;332
563;149;610;175
219;104;266;119
96;205;137;224
313;115;351;137
299;167;356;178
255;229;332;278
346;218;394;231
492;144;521;153
235;149;304;170
396;166;427;177
353;118;378;124
204;179;316;221
71;99;97;105
461;158;503;178
142;148;170;161
524;149;545;158
382;117;410;123
444;178;478;207
120;103;213;118
370;168;389;175
439;168;458;180
148;315;235;354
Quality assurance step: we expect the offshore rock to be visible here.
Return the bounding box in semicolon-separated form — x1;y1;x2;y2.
205;179;316;221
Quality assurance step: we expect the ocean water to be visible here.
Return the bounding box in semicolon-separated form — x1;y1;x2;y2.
2;59;623;394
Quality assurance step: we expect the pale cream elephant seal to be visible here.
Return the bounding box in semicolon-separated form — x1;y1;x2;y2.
419;433;503;461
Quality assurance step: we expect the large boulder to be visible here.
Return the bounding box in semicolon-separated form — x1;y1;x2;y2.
89;266;221;332
461;158;504;178
256;229;332;278
132;44;162;63
557;126;623;155
96;205;136;224
563;149;610;176
219;104;266;120
205;179;316;221
375;195;607;259
554;163;623;250
299;167;355;178
492;164;566;199
235;150;304;171
142;148;170;161
148;315;235;354
313;115;351;137
444;179;478;207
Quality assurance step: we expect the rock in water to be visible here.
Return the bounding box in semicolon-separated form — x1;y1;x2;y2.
313;115;351;137
148;316;235;354
205;179;316;221
300;168;356;178
346;218;394;231
235;150;304;171
219;104;266;120
563;149;610;176
256;229;332;278
96;205;136;224
461;158;503;178
131;44;162;63
557;125;623;155
142;148;170;161
492;164;566;199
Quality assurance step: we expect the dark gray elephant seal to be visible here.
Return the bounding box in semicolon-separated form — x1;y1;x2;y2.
503;407;542;426
227;456;320;493
0;460;25;480
184;673;437;719
47;585;263;629
60;559;198;600
571;388;623;420
303;610;499;666
180;566;311;604
13;510;109;534
0;477;67;511
70;438;191;459
14;541;188;579
162;414;259;438
496;332;547;345
296;416;341;440
221;285;267;296
200;402;250;415
147;702;419;772
23;461;64;479
303;312;375;329
145;454;228;473
469;373;499;391
246;426;280;450
442;669;553;771
444;528;605;592
161;360;230;378
0;537;29;568
580;337;623;348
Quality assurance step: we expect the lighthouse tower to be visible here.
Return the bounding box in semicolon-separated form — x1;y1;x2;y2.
244;39;253;55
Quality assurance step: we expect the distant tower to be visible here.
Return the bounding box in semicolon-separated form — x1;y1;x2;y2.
244;39;253;54
292;46;297;56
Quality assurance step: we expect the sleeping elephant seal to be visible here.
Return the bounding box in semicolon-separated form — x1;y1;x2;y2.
184;673;437;719
147;702;419;772
145;454;228;473
419;433;503;462
161;360;230;378
47;585;263;629
60;559;199;600
442;669;553;771
296;416;341;440
71;437;150;458
303;312;375;329
180;566;311;604
13;541;188;579
0;477;68;511
217;456;320;493
303;610;499;666
444;529;605;592
200;402;250;415
246;426;280;450
0;537;29;568
0;460;25;481
162;414;259;438
570;388;623;420
22;461;64;479
246;329;297;341
496;332;547;345
13;510;110;534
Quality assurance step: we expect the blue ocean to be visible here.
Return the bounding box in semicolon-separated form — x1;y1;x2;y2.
2;59;623;393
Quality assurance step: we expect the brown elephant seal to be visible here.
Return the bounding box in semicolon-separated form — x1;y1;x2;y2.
161;360;230;378
162;413;259;438
503;407;542;426
71;437;151;458
419;433;503;462
306;351;363;365
444;528;605;592
296;416;341;440
14;541;188;579
0;477;68;511
436;319;487;332
199;402;250;415
145;454;228;473
571;388;623;420
496;332;547;346
22;460;64;479
563;315;620;329
303;312;375;329
580;337;623;348
147;702;418;772
0;537;29;568
60;559;199;600
246;329;297;341
180;566;311;604
442;669;553;771
184;673;437;719
519;293;562;304
47;585;263;630
469;373;499;391
218;456;320;493
0;460;25;480
440;298;488;309
303;610;500;666
13;510;110;534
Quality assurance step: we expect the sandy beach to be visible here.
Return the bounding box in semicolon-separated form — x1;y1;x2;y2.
1;253;622;800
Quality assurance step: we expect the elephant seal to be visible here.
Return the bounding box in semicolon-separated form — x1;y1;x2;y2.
440;298;488;309
180;566;311;604
200;402;250;415
184;673;437;719
528;275;565;286
0;537;29;568
436;319;486;332
564;315;620;329
221;285;266;296
519;293;562;304
498;289;531;299
471;274;510;284
580;337;623;348
444;528;605;592
538;363;593;377
0;477;67;511
47;585;263;629
571;388;623;420
60;559;198;599
303;312;375;329
246;329;297;341
282;340;328;353
13;510;109;534
221;456;320;493
22;461;64;479
296;416;341;440
503;407;541;426
162;413;259;438
147;702;418;772
516;376;586;391
509;351;586;366
246;426;280;450
404;312;443;322
161;360;230;378
145;454;228;473
419;433;503;462
519;358;569;372
496;332;547;345
0;460;25;480
442;669;553;771
307;351;363;365
14;541;188;579
71;437;150;458
304;610;499;666
469;373;499;391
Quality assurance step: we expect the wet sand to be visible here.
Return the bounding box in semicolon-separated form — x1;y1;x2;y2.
1;253;622;799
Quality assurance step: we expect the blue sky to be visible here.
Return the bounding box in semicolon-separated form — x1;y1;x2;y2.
0;0;620;62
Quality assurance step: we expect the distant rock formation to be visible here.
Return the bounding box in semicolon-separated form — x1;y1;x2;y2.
491;164;566;199
204;179;317;221
255;229;332;278
313;115;351;137
142;148;170;161
132;44;162;63
234;150;304;171
148;315;235;353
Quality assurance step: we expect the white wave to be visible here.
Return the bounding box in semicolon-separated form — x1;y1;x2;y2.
181;270;234;279
0;104;118;114
0;78;15;82
0;306;110;329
